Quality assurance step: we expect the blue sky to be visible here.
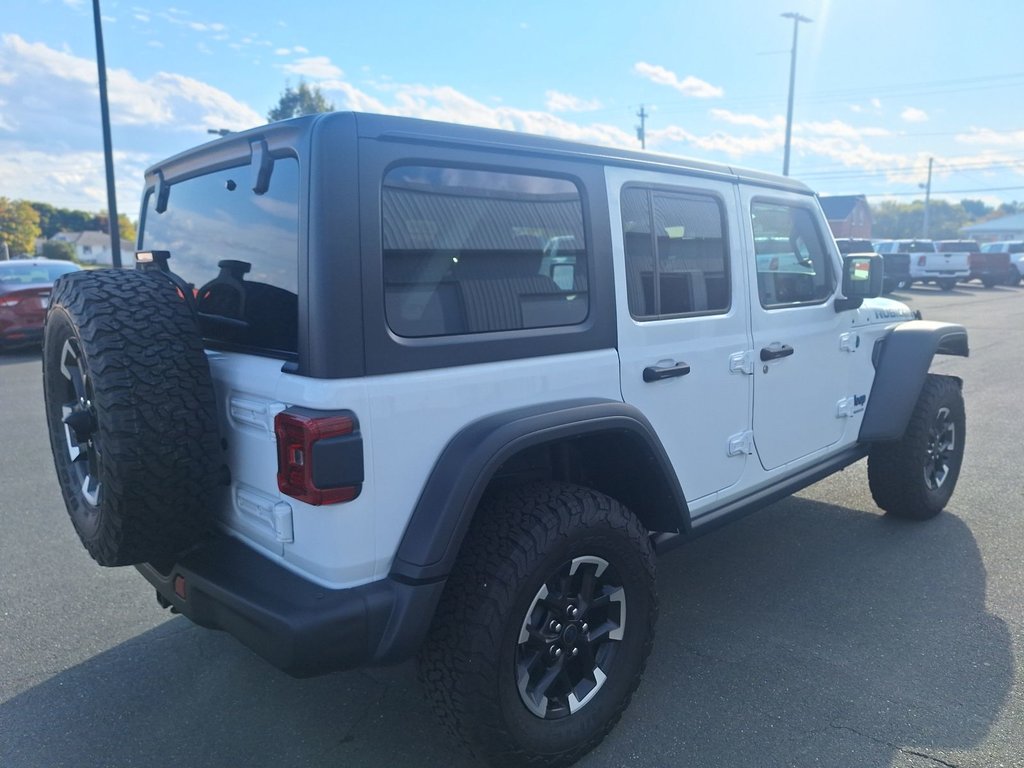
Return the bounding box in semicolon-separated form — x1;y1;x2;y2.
3;0;1024;216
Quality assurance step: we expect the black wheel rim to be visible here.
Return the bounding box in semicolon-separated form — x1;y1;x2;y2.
924;405;955;491
515;555;626;719
58;337;102;509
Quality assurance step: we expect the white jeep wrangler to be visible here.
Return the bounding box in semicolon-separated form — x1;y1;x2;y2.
42;113;968;768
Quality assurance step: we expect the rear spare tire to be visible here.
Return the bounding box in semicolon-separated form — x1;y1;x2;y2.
42;269;222;566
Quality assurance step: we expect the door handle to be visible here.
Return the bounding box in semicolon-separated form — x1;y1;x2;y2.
643;361;691;382
760;343;794;361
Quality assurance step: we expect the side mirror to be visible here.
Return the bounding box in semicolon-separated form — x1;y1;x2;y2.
835;254;883;311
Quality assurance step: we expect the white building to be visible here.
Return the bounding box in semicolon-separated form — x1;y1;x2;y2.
959;213;1024;242
51;231;134;265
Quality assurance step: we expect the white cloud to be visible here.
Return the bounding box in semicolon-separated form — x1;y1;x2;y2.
274;48;291;55
321;80;635;149
633;62;723;98
0;34;262;132
871;98;882;109
283;56;343;81
710;108;784;131
901;106;928;123
545;90;601;113
294;45;309;54
954;127;1024;147
801;119;890;140
0;145;149;211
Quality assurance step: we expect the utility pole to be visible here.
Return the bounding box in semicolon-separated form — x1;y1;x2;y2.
636;105;648;150
921;157;934;238
92;0;122;268
781;12;812;177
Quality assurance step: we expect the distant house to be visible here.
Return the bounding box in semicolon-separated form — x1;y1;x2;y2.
959;213;1024;242
819;195;872;238
50;231;134;265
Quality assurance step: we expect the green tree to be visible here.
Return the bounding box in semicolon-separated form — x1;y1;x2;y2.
267;81;334;121
41;239;77;262
0;198;42;257
959;199;991;219
29;202;95;238
96;212;137;243
871;199;969;240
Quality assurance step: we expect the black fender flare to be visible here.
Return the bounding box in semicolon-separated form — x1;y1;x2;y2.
388;398;688;584
859;320;968;442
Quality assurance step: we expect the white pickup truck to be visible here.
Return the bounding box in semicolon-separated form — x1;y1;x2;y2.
875;239;970;290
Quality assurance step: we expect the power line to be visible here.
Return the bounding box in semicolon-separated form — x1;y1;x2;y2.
862;185;1024;198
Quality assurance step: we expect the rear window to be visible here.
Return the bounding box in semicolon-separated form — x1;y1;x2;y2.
0;261;79;284
140;158;299;355
935;241;978;252
836;240;874;254
382;165;588;338
902;241;936;253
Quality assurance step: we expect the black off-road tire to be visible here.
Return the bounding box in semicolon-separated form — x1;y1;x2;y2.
42;269;222;566
867;374;965;520
938;278;957;291
419;482;657;768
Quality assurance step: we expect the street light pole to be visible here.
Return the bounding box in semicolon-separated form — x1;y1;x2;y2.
921;156;934;238
781;11;812;177
92;0;122;269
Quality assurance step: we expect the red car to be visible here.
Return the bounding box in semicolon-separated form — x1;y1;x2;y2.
0;259;81;349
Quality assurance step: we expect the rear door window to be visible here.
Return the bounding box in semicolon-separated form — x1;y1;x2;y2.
381;166;588;338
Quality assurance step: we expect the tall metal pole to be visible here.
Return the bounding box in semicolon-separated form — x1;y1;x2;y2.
921;157;934;239
781;12;812;177
92;0;122;268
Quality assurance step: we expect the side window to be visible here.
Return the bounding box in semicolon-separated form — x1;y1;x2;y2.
382;166;588;338
751;201;836;308
621;187;729;319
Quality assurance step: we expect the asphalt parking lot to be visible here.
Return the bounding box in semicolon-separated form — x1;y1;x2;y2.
2;283;1022;768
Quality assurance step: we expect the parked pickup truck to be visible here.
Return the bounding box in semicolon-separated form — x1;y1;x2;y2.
979;240;1024;285
933;240;1012;288
875;239;968;290
835;238;909;293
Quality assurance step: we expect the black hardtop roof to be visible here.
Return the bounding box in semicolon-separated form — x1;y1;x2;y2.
146;111;814;197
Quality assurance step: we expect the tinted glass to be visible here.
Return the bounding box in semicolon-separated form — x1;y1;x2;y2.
935;241;978;252
836;239;874;254
382;166;588;337
621;187;729;318
751;202;835;307
141;158;299;354
0;261;79;284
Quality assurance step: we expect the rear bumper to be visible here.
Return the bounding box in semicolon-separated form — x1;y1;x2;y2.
136;535;446;677
0;323;43;347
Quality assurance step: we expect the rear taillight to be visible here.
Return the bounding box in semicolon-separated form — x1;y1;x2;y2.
0;297;21;308
274;408;364;505
917;255;927;266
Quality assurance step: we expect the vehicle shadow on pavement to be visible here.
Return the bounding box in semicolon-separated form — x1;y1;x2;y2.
0;497;1011;768
0;349;40;367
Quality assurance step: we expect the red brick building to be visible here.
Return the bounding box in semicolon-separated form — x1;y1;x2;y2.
820;195;872;238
